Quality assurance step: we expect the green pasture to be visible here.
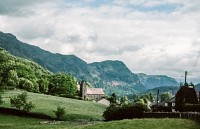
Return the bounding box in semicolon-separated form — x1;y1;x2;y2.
1;90;107;120
0;115;199;129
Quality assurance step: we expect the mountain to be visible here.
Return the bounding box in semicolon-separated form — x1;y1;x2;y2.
137;73;179;89
145;86;179;96
0;31;179;95
0;32;90;79
89;60;139;85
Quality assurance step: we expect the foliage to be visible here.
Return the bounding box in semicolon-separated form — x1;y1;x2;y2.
53;106;66;120
160;92;172;102
132;93;155;108
175;85;198;112
18;78;34;92
120;96;129;106
0;48;51;92
7;70;19;87
151;105;172;112
0;48;79;98
10;92;35;112
108;93;117;106
48;73;77;97
38;78;49;93
103;103;147;121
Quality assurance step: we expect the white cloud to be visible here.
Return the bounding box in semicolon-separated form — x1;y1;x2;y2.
1;0;200;83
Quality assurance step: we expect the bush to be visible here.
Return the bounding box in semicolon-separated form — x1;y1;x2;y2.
53;106;66;120
151;105;172;112
10;92;35;112
103;104;145;121
18;78;34;92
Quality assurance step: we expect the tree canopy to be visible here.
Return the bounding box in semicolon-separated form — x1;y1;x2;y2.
0;48;78;98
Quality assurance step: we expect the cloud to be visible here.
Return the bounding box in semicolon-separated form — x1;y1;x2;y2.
0;0;37;16
1;0;200;83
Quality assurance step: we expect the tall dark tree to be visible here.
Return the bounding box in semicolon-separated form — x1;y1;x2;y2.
108;93;117;106
48;73;77;97
175;85;198;111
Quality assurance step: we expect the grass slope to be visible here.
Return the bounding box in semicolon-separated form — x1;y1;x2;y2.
74;118;200;129
0;114;79;129
1;90;106;120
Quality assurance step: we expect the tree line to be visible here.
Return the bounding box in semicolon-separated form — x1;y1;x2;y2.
0;48;77;97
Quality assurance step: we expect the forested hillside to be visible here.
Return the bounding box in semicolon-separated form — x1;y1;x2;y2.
0;48;77;97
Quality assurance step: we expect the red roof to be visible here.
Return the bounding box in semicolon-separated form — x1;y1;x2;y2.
86;88;105;95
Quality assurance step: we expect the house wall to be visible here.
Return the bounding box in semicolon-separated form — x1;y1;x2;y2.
87;94;104;100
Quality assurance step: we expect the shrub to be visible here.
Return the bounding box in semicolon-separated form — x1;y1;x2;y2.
53;106;66;120
103;104;145;121
10;92;35;112
18;78;34;92
151;105;172;112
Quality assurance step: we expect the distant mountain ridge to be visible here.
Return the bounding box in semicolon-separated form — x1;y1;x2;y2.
0;31;179;95
136;73;179;89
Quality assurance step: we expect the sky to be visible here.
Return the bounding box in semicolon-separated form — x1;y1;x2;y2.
0;0;200;83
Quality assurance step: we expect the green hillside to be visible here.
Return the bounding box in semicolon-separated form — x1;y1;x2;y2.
0;47;51;90
0;47;78;97
1;90;106;120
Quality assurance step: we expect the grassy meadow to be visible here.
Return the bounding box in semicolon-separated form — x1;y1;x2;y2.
0;90;199;129
0;115;199;129
1;90;107;120
73;118;200;129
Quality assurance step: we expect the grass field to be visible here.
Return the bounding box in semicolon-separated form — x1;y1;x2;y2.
0;114;199;129
74;118;200;129
0;90;199;129
1;90;107;120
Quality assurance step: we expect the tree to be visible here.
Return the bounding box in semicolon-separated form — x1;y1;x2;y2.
53;106;66;120
18;78;34;92
160;92;172;102
120;96;129;106
48;73;77;97
7;70;19;87
108;93;117;106
175;85;198;111
38;78;49;93
10;92;35;112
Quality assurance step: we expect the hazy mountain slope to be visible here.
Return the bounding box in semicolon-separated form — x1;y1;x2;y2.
89;60;139;85
0;31;90;78
137;73;179;89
